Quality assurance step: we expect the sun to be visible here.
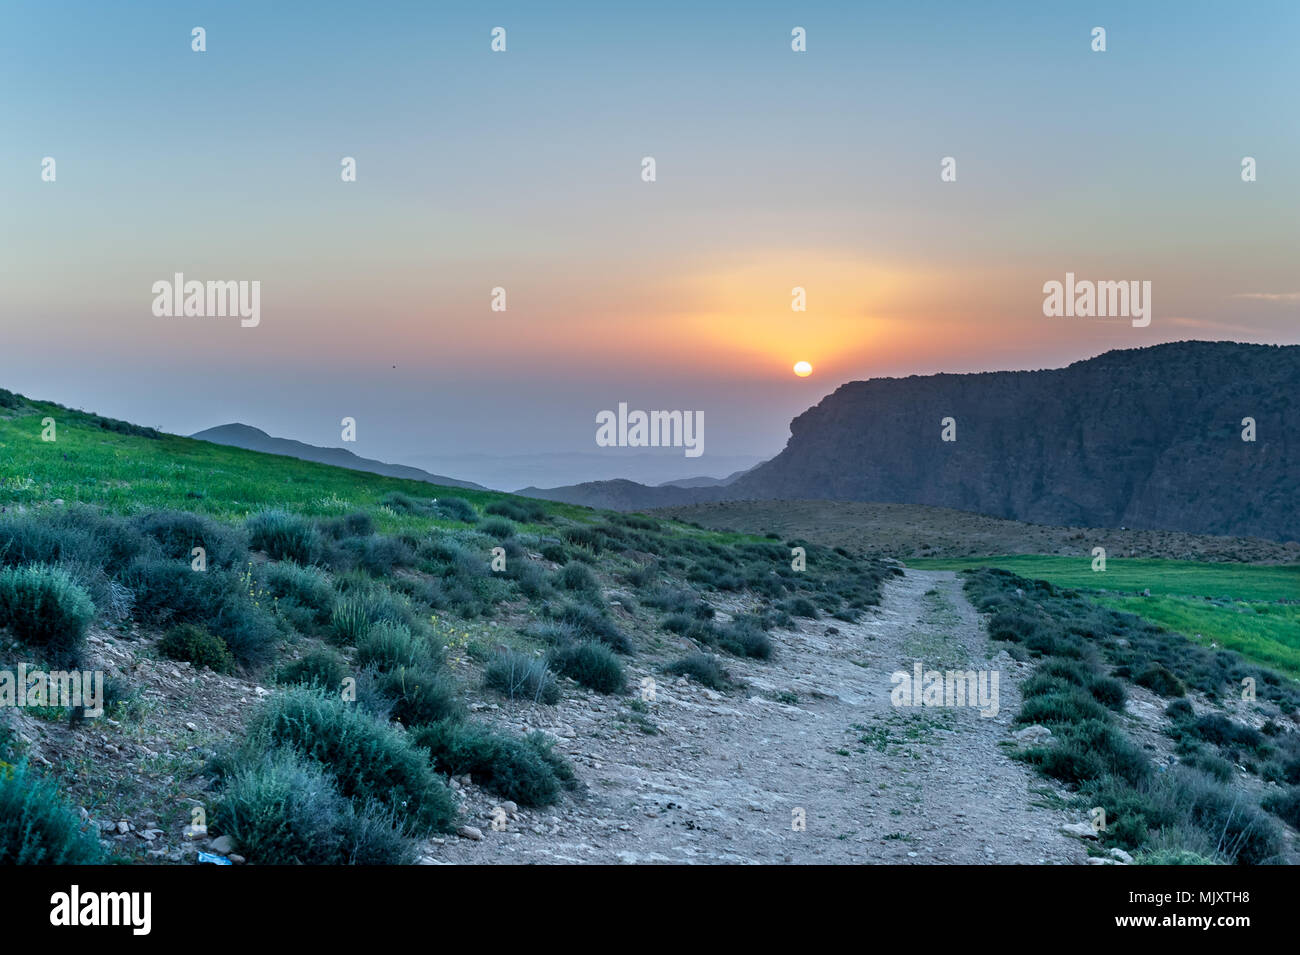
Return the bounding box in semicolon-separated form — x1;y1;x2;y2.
793;360;813;377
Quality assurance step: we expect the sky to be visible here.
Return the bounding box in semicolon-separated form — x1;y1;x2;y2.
1;0;1297;480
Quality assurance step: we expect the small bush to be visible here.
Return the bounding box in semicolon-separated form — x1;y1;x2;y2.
158;623;234;673
665;652;729;690
484;651;560;705
412;720;562;807
134;510;248;568
213;747;414;865
246;509;322;565
485;499;546;523
432;497;478;523
379;492;422;514
1166;699;1195;721
548;641;625;694
380;665;463;726
521;622;580;645
356;621;439;672
552;602;631;654
243;688;457;833
0;563;95;665
1135;664;1186;698
259;561;335;629
557;561;600;595
1261;785;1300;829
122;558;278;666
478;517;516;540
276;649;347;691
782;597;819;619
0;762;101;864
330;595;371;644
1089;675;1128;710
717;619;773;660
1016;690;1111;727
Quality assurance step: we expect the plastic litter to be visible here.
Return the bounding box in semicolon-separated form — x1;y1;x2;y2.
197;851;232;865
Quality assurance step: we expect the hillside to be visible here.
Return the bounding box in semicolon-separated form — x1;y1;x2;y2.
532;343;1299;542
1;385;1298;868
192;423;485;490
729;342;1299;541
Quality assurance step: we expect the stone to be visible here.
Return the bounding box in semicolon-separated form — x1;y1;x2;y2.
1012;724;1053;745
456;825;484;842
209;835;234;854
1060;822;1099;840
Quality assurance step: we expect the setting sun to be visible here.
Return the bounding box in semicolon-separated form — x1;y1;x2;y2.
793;360;813;377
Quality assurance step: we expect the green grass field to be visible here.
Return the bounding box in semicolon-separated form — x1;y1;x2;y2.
911;555;1300;679
1;395;599;532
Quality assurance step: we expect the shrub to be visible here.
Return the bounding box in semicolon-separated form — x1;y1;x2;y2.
275;649;347;691
0;762;101;863
246;509;322;565
1178;771;1283;865
0;563;95;665
485;499;546;523
548;642;625;694
243;688;457;833
122;558;278;666
259;561;335;628
478;517;515;540
317;511;375;540
1016;690;1111;727
330;595;371;644
133;510;248;568
782;597;819;619
1135;664;1186;698
329;585;420;645
412;720;562;807
483;651;560;705
432;497;478;523
662;613;693;635
213;747;414;865
380;665;463;726
356;621;438;671
717;619;773;660
158;623;234;673
665;652;729;689
552;602;631;653
1261;785;1300;829
347;535;417;575
1165;699;1195;721
379;492;422;513
1088;675;1128;710
557;561;600;595
521;622;580;645
0;506;144;574
1026;719;1150;787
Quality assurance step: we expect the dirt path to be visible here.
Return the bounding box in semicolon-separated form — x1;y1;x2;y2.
427;569;1089;864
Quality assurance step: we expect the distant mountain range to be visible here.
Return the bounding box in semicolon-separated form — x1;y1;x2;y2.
396;450;768;493
189;424;486;490
525;342;1300;542
192;342;1298;542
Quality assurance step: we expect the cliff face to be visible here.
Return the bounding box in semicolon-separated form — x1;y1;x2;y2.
729;342;1300;541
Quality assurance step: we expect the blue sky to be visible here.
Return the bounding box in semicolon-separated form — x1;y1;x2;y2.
1;1;1296;472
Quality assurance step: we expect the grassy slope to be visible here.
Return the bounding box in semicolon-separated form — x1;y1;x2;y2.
912;555;1300;679
1;396;633;533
